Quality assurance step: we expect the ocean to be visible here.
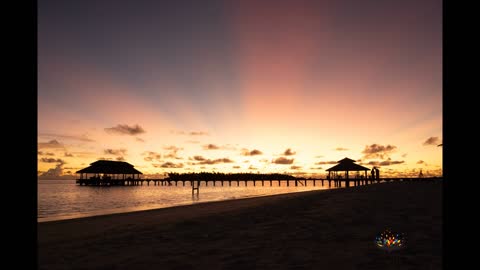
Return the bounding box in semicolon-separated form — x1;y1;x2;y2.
38;179;348;222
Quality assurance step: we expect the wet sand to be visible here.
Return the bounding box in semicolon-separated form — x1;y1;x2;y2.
38;181;442;269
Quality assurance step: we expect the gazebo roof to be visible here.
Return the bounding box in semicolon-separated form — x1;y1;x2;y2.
326;157;370;172
76;160;143;174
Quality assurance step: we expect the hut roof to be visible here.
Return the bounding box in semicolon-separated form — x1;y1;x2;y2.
326;157;370;172
76;160;143;174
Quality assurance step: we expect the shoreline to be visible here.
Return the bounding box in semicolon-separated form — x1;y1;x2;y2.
39;181;442;269
37;187;334;224
38;184;332;223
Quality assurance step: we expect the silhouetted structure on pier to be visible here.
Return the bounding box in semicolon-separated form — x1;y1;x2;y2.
326;157;372;187
76;160;143;186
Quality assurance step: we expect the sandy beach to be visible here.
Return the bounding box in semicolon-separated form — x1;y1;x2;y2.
38;181;442;269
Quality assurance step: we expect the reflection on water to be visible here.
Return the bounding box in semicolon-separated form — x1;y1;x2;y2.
38;179;349;222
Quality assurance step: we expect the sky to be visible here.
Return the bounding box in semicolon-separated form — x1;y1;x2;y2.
38;0;442;179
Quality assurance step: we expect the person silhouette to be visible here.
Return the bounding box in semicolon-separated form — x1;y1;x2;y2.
375;167;380;180
371;167;375;179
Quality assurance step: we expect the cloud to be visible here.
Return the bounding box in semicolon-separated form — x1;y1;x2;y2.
105;124;145;136
310;167;323;170
362;144;397;159
260;159;269;163
290;165;302;170
97;157;113;161
189;131;209;136
189;157;234;165
401;153;408;158
232;166;241;169
192;155;206;161
186;140;200;144
197;158;234;165
40;158;65;164
335;147;349;151
163;146;183;159
154;162;184;168
423;136;441;146
272;157;294;164
116;157;125;161
136;137;145;142
203;144;220;150
283;148;296;156
163;146;183;152
104;149;127;155
242;148;263;156
143;151;162;162
437;144;442;147
315;161;337;165
416;160;427;165
39;133;95;142
315;155;324;158
248;165;258;170
38;139;63;149
38;151;55;156
367;159;405;166
64;152;74;157
39;163;65;178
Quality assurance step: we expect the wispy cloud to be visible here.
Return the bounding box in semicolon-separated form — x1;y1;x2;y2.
104;149;127;155
163;146;183;159
39;158;65;164
272;157;294;164
38;139;63;149
362;144;397;159
189;131;209;136
39;133;95;142
283;148;296;156
315;155;324;158
197;158;234;165
116;157;125;161
241;148;263;156
417;160;427;165
105;124;145;136
186;140;200;144
248;165;258;170
64;152;74;157
192;155;206;161
136;137;145;142
290;165;302;170
232;166;241;169
38;151;55;156
203;144;220;150
335;147;349;151
423;136;441;146
188;157;235;165
315;161;337;165
367;159;404;166
154;162;184;168
143;151;162;162
437;143;443;147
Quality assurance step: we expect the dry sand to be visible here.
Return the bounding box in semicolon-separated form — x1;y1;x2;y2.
38;181;442;269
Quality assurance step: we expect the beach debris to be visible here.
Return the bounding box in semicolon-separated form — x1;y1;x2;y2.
375;228;405;251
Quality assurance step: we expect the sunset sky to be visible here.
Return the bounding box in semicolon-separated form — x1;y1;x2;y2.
38;0;442;178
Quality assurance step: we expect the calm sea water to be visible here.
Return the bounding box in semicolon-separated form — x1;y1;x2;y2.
38;179;345;222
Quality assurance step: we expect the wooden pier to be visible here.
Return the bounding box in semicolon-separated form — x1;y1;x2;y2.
76;177;442;187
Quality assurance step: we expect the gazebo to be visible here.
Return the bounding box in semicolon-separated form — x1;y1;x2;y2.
325;157;371;187
76;160;143;186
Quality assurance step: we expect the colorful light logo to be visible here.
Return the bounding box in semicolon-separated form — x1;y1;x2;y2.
375;229;405;251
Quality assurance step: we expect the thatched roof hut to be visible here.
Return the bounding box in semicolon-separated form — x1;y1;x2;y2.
76;160;142;179
326;157;370;179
